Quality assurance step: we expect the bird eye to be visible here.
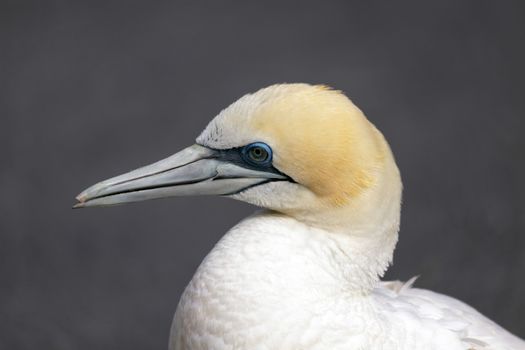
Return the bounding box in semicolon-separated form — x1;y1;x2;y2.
242;142;272;166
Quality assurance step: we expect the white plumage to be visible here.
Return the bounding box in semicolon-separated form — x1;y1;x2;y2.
170;213;523;350
76;83;524;350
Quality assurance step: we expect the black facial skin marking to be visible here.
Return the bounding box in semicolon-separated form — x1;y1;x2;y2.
203;145;296;184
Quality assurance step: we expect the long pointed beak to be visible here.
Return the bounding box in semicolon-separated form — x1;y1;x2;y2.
74;144;286;208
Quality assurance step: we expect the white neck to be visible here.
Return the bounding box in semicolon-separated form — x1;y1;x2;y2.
195;200;399;299
171;174;401;349
231;208;399;294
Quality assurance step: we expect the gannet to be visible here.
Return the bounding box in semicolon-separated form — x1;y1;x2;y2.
75;84;524;350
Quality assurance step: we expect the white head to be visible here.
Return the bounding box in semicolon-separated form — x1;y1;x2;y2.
76;83;402;234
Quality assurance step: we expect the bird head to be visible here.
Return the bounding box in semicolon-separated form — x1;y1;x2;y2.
76;84;401;231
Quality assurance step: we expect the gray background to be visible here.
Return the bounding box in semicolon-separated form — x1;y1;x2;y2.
1;1;524;349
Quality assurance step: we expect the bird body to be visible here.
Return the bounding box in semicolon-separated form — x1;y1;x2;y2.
170;212;523;350
76;84;524;349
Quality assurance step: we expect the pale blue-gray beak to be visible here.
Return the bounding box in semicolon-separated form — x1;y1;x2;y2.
74;144;287;208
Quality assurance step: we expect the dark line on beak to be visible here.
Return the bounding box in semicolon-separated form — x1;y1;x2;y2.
222;178;292;196
82;175;216;203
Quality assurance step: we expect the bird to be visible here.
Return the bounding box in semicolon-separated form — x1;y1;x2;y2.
75;83;524;350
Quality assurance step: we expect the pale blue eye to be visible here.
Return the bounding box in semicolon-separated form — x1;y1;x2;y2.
242;142;273;166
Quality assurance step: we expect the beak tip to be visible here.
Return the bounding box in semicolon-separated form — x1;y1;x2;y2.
72;202;84;209
76;190;90;202
74;190;90;209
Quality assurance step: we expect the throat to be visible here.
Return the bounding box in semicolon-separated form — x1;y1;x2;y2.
199;211;399;295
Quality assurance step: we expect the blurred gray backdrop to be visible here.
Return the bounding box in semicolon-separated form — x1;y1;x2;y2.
1;1;524;349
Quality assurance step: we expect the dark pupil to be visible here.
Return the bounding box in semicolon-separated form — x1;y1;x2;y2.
250;147;267;161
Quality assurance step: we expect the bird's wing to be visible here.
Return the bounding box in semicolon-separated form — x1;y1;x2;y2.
374;278;525;350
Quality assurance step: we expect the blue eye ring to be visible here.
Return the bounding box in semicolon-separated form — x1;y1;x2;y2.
241;142;273;166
